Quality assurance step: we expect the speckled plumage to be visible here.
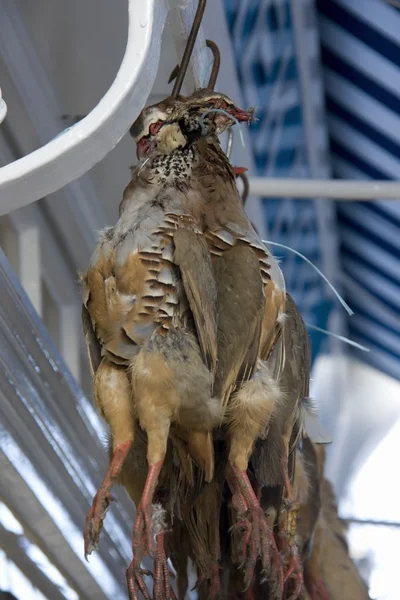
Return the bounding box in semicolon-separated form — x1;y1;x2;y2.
82;90;293;599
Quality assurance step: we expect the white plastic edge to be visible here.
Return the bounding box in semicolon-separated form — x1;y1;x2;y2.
0;88;7;125
0;0;168;215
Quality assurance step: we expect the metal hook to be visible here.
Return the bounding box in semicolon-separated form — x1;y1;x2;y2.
171;0;207;98
168;39;220;91
205;40;220;90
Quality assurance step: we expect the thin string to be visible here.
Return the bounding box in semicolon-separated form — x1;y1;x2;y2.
306;324;370;352
262;240;354;316
199;108;246;147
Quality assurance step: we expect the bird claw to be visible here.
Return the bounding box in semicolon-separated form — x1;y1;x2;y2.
153;531;177;600
227;467;283;595
244;506;282;593
84;489;114;558
277;503;303;599
126;560;153;600
193;564;221;600
283;550;304;600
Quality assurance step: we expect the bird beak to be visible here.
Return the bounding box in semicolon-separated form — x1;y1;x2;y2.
136;137;153;160
232;166;248;176
230;106;254;123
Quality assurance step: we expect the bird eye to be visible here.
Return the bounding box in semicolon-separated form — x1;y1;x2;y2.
149;120;163;136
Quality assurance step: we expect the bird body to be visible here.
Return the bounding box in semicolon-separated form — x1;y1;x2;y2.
129;91;287;596
82;89;309;599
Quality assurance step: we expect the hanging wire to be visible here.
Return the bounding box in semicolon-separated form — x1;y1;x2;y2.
262;240;354;316
306;324;370;352
171;0;207;98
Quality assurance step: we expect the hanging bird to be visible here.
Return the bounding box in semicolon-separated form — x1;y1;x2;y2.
81;128;220;598
81;91;259;599
131;89;290;593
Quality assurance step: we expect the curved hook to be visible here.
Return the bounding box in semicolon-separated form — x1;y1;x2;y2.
171;0;207;98
168;39;220;91
205;40;220;90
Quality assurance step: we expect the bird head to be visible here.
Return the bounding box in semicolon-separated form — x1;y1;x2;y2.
130;96;186;160
177;89;254;135
131;91;254;160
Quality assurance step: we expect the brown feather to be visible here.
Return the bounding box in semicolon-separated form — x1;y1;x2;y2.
212;244;265;405
173;228;218;373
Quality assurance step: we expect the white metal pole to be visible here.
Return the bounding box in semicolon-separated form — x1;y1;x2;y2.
248;177;400;199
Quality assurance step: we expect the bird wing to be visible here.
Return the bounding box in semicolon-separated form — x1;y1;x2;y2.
281;293;312;456
210;242;265;405
173;228;218;373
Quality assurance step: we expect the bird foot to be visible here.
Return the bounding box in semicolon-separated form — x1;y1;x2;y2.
277;502;303;599
84;440;132;558
283;550;304;600
208;563;222;600
153;531;177;600
84;488;114;557
227;466;283;594
195;563;222;600
126;559;153;600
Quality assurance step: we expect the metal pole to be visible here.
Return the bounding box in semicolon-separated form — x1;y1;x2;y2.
248;177;400;199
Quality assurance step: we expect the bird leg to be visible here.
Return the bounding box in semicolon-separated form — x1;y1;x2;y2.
277;458;304;600
127;505;178;600
127;458;165;600
153;530;178;600
127;415;173;598
196;563;222;600
84;360;134;557
85;440;133;557
227;464;283;594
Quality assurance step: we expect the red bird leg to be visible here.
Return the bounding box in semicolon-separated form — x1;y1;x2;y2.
126;563;153;600
243;570;258;600
195;563;222;600
84;440;132;557
208;563;222;600
227;464;283;594
127;459;165;600
153;530;177;600
277;459;304;600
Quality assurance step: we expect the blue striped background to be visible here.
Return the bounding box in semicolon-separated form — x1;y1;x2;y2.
223;0;400;380
224;0;339;362
317;0;400;379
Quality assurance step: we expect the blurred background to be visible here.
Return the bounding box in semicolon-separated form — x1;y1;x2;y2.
0;0;399;598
